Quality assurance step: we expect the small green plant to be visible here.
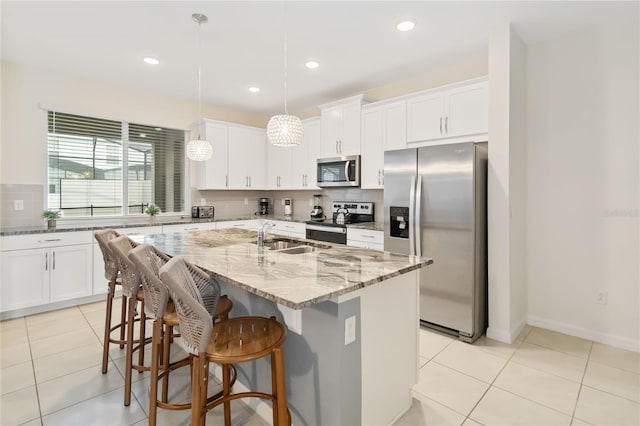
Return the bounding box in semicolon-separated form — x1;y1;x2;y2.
42;210;61;220
145;204;161;216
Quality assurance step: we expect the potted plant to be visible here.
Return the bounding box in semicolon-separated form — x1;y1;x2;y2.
42;210;61;229
145;204;161;225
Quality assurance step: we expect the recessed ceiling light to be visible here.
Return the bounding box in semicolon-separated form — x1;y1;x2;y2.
143;57;159;65
305;60;320;69
396;20;415;32
248;86;260;93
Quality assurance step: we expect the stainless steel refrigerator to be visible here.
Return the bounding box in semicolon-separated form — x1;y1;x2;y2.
384;142;488;342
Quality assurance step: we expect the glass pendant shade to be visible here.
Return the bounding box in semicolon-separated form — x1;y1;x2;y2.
186;138;213;161
267;114;303;147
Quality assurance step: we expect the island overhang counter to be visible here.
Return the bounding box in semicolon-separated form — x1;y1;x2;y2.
136;228;433;426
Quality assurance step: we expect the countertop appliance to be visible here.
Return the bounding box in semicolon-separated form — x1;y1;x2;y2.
306;201;374;244
384;142;487;342
191;205;214;218
259;198;269;215
310;194;324;220
283;198;292;216
316;155;361;187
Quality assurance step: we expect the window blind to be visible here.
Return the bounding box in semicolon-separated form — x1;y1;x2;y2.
47;111;185;217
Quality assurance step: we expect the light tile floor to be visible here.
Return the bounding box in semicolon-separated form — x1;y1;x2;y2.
1;301;638;425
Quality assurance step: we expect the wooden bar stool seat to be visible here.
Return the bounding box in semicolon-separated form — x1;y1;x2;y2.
129;244;234;425
159;257;291;426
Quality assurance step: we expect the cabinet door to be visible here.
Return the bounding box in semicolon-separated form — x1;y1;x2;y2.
50;245;93;302
445;83;488;138
267;143;292;189
361;107;384;189
198;122;229;189
320;107;341;156
93;243;109;295
228;126;266;189
1;249;49;311
340;102;362;155
384;101;407;151
407;92;444;142
292;119;320;189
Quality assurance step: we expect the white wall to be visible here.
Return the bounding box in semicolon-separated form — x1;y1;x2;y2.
486;25;527;343
525;16;639;351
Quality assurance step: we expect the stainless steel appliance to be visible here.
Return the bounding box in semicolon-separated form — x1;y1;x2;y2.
384;142;488;342
310;194;324;220
283;198;292;216
259;198;269;215
306;201;374;244
316;155;361;187
191;205;214;218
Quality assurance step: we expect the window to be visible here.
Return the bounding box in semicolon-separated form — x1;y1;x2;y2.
47;111;185;217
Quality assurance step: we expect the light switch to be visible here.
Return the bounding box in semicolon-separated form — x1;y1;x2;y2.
14;200;24;211
345;315;356;345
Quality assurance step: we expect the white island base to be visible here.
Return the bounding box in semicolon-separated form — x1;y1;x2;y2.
212;270;420;426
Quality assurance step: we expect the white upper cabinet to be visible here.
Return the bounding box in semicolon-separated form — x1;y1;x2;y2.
227;125;266;189
198;120;266;190
291;119;320;189
197;121;229;190
407;79;488;144
361;100;407;189
319;95;364;157
267;143;292;189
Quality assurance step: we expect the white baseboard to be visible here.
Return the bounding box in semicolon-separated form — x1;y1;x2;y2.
526;315;640;353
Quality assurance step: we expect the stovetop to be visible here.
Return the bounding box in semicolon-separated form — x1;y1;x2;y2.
306;201;374;227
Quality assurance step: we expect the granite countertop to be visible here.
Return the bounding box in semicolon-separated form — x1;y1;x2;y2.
0;215;383;236
138;228;431;310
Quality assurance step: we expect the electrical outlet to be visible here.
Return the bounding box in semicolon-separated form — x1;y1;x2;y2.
14;200;24;211
344;315;356;345
596;291;608;305
200;198;206;205
244;198;248;205
309;198;313;206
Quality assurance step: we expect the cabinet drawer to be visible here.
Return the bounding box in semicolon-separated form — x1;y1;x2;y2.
162;223;217;234
346;229;383;245
1;231;93;251
112;226;162;237
270;221;305;236
216;220;259;230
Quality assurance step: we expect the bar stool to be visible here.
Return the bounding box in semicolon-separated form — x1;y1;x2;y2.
94;229;128;374
108;235;151;406
128;244;233;426
159;256;290;426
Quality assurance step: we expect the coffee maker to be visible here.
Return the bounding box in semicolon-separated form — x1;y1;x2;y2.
310;194;324;220
259;198;269;215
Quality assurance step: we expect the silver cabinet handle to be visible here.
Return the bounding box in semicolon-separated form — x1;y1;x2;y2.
362;234;376;239
381;170;384;185
225;175;228;187
249;176;252;187
339;140;343;153
439;117;443;135
445;116;448;134
53;251;56;270
377;170;381;185
233;224;245;228
45;252;48;271
335;140;338;153
246;176;248;187
38;238;62;243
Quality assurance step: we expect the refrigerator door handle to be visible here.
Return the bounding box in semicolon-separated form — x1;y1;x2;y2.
409;175;417;256
415;175;423;258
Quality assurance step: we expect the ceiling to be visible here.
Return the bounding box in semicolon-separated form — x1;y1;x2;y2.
1;1;634;116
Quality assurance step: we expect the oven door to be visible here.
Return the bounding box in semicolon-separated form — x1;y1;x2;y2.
306;224;347;244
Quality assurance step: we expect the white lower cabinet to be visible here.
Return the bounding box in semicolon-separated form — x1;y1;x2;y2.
215;220;259;230
268;221;306;239
346;228;384;251
1;232;93;312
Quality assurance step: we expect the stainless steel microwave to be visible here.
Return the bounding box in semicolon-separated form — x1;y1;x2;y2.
316;155;361;187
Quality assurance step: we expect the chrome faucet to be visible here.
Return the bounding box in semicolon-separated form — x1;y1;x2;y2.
257;222;275;249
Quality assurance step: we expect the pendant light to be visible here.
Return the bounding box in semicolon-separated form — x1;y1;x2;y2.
267;2;303;147
186;13;213;161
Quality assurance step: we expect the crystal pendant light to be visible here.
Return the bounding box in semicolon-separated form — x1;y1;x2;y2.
186;13;213;161
267;2;303;147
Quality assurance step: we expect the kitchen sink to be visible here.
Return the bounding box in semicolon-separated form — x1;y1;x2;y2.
253;238;329;253
278;246;318;255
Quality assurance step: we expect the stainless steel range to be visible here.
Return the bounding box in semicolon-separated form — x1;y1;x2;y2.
305;201;374;244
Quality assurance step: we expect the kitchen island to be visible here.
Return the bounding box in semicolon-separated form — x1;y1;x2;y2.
137;228;432;426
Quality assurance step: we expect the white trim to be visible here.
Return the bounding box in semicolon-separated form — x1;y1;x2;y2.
486;326;512;344
527;315;640;353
